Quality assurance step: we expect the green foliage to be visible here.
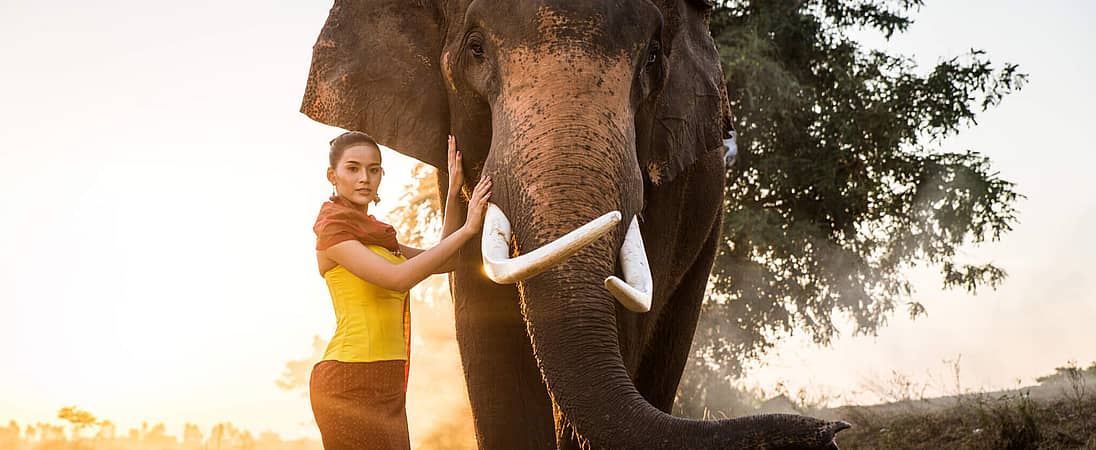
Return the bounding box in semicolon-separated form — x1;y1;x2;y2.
690;0;1027;388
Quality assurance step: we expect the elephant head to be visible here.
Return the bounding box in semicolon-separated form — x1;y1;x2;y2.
302;1;846;448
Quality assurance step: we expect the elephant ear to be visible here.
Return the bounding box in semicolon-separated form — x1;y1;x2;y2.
301;0;449;169
642;0;732;186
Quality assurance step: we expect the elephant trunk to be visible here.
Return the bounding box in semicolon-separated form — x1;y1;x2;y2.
517;251;846;449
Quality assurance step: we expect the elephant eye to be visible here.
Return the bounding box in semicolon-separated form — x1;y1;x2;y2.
646;41;661;66
470;41;485;59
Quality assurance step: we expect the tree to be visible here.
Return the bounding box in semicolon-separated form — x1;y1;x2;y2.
0;420;19;450
94;420;116;441
389;162;444;249
679;0;1026;414
182;422;205;450
57;405;98;440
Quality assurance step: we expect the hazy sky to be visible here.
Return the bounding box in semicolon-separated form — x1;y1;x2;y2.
1;0;1094;439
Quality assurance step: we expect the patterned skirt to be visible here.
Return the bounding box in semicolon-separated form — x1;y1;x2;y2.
309;359;410;450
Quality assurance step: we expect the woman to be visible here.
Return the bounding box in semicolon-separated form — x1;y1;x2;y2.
310;131;491;450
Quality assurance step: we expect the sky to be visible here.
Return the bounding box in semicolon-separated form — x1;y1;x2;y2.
1;0;1094;441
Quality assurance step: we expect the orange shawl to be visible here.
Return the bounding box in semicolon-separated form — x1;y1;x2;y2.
313;196;401;253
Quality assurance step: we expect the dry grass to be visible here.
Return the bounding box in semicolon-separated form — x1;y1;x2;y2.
831;393;1096;449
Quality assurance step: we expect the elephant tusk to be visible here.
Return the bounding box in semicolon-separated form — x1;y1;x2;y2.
604;216;653;313
723;130;738;168
481;203;622;284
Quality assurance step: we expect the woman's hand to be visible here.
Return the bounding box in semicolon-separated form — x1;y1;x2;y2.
447;135;464;195
462;175;492;236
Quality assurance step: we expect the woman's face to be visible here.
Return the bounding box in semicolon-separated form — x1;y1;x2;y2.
328;144;383;208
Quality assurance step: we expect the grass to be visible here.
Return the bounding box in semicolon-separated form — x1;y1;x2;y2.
829;393;1096;449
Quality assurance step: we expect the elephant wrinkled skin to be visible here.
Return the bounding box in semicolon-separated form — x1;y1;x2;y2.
301;1;848;448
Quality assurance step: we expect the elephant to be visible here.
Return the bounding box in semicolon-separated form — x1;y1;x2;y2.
300;0;849;448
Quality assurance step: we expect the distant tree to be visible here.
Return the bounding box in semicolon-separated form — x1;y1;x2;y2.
57;405;97;440
94;419;115;441
209;422;240;450
144;422;175;447
183;422;205;450
390;162;444;249
679;0;1026;414
0;420;19;449
1035;360;1096;385
35;421;66;443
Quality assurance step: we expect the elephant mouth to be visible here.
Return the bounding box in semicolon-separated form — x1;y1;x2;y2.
480;202;653;312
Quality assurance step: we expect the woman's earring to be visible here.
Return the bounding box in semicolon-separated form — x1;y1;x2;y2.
373;194;381;205
330;185;337;201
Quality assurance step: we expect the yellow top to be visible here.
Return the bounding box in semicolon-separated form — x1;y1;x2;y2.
321;244;410;362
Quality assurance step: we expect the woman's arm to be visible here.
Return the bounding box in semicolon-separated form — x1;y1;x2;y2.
441;186;464;239
396;188;464;272
326;175;492;291
401;182;462;262
434;135;468;272
404;135;467;273
326;227;473;292
398;244;426;259
442;135;465;240
403;185;462;262
428;185;466;273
